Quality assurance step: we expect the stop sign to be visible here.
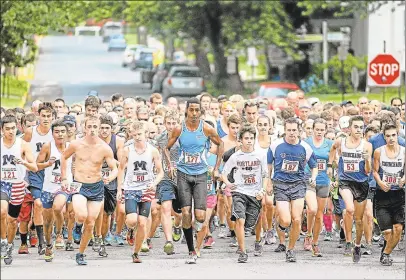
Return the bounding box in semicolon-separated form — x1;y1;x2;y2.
368;54;400;85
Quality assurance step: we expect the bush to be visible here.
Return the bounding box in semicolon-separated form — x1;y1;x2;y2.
307;84;340;95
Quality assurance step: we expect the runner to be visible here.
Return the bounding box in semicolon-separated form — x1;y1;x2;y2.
1;115;37;264
328;115;373;262
60;115;118;265
36;120;71;261
164;97;224;264
222;124;269;262
268;117;318;262
303;118;334;257
117;121;164;263
372;123;405;266
22;103;54;255
94;115;124;257
156;110;181;254
216;101;235;138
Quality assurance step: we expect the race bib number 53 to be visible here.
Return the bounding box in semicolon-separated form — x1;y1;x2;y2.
281;160;299;173
343;160;360;173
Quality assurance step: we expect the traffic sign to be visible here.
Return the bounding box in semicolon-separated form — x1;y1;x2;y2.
367;54;401;87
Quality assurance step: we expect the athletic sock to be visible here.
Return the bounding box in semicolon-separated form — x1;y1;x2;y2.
21;233;28;245
35;225;44;246
381;240;387;254
230;230;236;237
323;214;333;232
340;227;345;239
182;227;195;252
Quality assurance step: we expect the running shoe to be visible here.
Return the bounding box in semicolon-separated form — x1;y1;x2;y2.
44;245;54;262
88;235;94;247
203;236;215;249
147;238;153;250
62;227;68;240
55;234;65;249
104;232;113;246
244;230;251;237
286;249;297;262
311;244;322;257
185;251;197;264
264;230;272;245
99;244;108;257
344;242;352;256
92;236;102;252
274;243;286;253
304;236;312;251
324;232;333;241
337;238;345;248
172;226;182;242
141;240;150;253
253;240;263;256
378;235;385;247
29;231;38;247
218;225;227;239
65;241;74;251
164;241;175;255
352;245;362;263
114;234;125;247
372;234;381;243
132;252;142;263
236;247;243;254
380;253;392;266
38;244;46;255
126;229;135;246
18;244;29;254
362;243;372;255
269;229;277;244
237;252;248;263
153;231;161;238
181;235;187;244
73;227;82;245
75;253;87;265
229;236;238;247
213;216;220;228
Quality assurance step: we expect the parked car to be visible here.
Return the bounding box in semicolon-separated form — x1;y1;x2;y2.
107;34;126;51
151;62;190;92
129;47;156;70
102;21;123;43
122;44;146;67
162;66;205;101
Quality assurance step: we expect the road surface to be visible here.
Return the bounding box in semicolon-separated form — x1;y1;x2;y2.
29;35;152;105
1;231;404;279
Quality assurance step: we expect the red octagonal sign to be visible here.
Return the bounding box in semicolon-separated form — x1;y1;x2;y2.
369;54;400;85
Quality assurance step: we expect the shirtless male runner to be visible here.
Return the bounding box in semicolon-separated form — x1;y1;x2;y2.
60;116;118;265
165;97;224;264
1;115;37;265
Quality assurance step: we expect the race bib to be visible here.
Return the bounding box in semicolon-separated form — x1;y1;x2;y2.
317;159;327;171
164;161;177;172
102;169;110;178
383;172;399;186
132;172;147;184
69;182;82;194
281;160;299;173
343;160;360;173
1;168;17;181
185;153;201;164
207;177;213;190
51;172;62;184
243;174;257;185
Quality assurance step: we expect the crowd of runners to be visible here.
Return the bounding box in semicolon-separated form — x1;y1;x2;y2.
0;90;404;266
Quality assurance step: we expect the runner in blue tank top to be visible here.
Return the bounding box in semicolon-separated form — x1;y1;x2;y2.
164;97;224;264
267;117;318;263
303;118;333;257
328;115;372;263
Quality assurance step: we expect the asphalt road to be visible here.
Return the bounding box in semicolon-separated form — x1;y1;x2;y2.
29;35;152;105
1;230;404;279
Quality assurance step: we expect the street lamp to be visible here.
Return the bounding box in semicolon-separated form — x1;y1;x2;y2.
338;44;348;102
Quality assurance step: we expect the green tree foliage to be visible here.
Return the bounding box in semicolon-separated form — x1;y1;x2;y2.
298;1;391;17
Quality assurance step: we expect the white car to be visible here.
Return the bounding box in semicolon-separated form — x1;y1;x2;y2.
122;45;146;67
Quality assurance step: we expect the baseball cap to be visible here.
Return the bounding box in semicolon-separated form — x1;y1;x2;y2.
339;116;350;129
87;90;99;97
341;100;353;106
63;115;76;125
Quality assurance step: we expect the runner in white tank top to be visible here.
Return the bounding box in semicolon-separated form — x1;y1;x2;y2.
36;121;71;261
1;115;37;264
117;121;164;263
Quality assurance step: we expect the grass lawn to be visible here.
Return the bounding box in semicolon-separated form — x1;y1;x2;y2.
124;34;138;45
311;92;404;104
1;75;29;108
